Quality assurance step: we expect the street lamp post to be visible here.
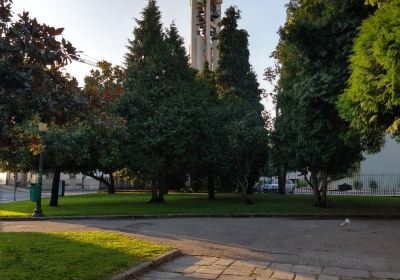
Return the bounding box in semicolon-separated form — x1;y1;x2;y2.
32;122;48;217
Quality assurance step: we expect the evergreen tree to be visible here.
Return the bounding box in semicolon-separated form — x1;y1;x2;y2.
273;0;371;206
215;6;268;203
216;6;263;109
120;0;207;202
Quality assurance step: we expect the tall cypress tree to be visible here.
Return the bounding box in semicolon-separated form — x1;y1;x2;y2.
119;1;206;202
216;6;262;109
215;6;268;203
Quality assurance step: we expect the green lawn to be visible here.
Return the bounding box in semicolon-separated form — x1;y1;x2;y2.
0;232;170;280
0;193;399;217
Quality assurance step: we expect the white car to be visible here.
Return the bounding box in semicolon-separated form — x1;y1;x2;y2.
262;179;297;193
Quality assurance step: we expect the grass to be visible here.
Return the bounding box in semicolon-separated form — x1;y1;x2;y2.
0;232;170;280
0;192;399;217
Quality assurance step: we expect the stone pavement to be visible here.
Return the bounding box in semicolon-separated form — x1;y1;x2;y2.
139;255;400;280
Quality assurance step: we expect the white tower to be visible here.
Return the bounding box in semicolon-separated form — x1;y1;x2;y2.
190;0;223;71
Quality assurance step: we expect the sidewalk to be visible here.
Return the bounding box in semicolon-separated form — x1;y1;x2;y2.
0;185;96;204
139;255;400;280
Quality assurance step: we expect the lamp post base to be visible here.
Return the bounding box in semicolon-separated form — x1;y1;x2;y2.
32;206;43;217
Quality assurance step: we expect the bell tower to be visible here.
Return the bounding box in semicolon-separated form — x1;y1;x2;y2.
190;0;222;71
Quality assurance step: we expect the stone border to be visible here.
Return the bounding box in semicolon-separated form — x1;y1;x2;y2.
1;213;400;221
109;249;182;280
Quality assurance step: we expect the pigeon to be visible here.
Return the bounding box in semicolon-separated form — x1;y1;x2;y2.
339;218;350;227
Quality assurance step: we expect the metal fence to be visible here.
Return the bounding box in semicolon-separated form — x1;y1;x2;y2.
284;172;400;196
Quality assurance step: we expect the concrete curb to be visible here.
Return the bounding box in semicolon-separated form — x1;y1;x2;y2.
109;249;182;280
1;213;400;221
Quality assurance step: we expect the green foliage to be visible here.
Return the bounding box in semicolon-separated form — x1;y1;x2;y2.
0;0;82;133
365;0;389;6
354;180;363;190
338;0;400;150
273;0;370;206
369;180;378;189
120;1;210;200
216;6;263;109
214;6;268;198
0;0;85;179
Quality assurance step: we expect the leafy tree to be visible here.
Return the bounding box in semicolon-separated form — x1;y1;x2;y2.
120;0;207;202
338;0;400;151
215;6;268;203
192;62;223;200
0;0;84;204
80;60;126;195
216;6;263;109
0;0;81;141
273;0;370;206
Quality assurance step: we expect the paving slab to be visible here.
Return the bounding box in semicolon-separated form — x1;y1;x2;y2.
272;270;296;280
185;272;219;279
218;275;256;280
223;265;256;276
197;257;220;266
196;265;226;275
252;267;274;278
295;273;317;280
215;258;235;266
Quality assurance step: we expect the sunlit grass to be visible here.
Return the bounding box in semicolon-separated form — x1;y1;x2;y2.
0;192;399;217
0;210;29;216
0;232;170;280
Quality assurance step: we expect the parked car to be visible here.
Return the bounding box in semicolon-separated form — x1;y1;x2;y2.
262;179;297;193
338;183;352;191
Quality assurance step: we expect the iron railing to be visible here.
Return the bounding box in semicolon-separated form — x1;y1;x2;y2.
284;172;400;196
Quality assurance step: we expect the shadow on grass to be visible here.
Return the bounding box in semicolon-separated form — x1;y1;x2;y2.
0;232;169;280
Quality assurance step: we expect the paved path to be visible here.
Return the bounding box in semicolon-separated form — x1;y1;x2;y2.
139;255;400;280
1;218;399;279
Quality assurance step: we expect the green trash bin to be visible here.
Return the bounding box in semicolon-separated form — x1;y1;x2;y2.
58;181;65;197
30;184;41;202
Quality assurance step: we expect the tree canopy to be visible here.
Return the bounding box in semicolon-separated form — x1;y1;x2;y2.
272;0;370;206
338;0;400;151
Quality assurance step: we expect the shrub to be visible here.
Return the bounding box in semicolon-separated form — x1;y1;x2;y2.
354;180;363;190
298;180;309;188
369;180;378;190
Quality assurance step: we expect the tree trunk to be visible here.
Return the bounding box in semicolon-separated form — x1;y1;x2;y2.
49;169;60;207
320;170;328;207
278;165;287;195
239;177;253;205
108;173;116;194
149;177;159;203
158;174;165;203
208;176;215;200
310;171;321;207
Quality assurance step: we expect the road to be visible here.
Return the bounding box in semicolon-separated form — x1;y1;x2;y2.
0;186;50;204
1;217;399;274
0;186;96;204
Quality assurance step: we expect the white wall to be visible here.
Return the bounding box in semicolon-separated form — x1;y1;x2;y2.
361;135;400;174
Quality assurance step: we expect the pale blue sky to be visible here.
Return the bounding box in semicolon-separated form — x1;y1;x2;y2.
12;0;288;111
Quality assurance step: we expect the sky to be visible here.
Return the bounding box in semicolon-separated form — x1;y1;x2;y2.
12;0;289;112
